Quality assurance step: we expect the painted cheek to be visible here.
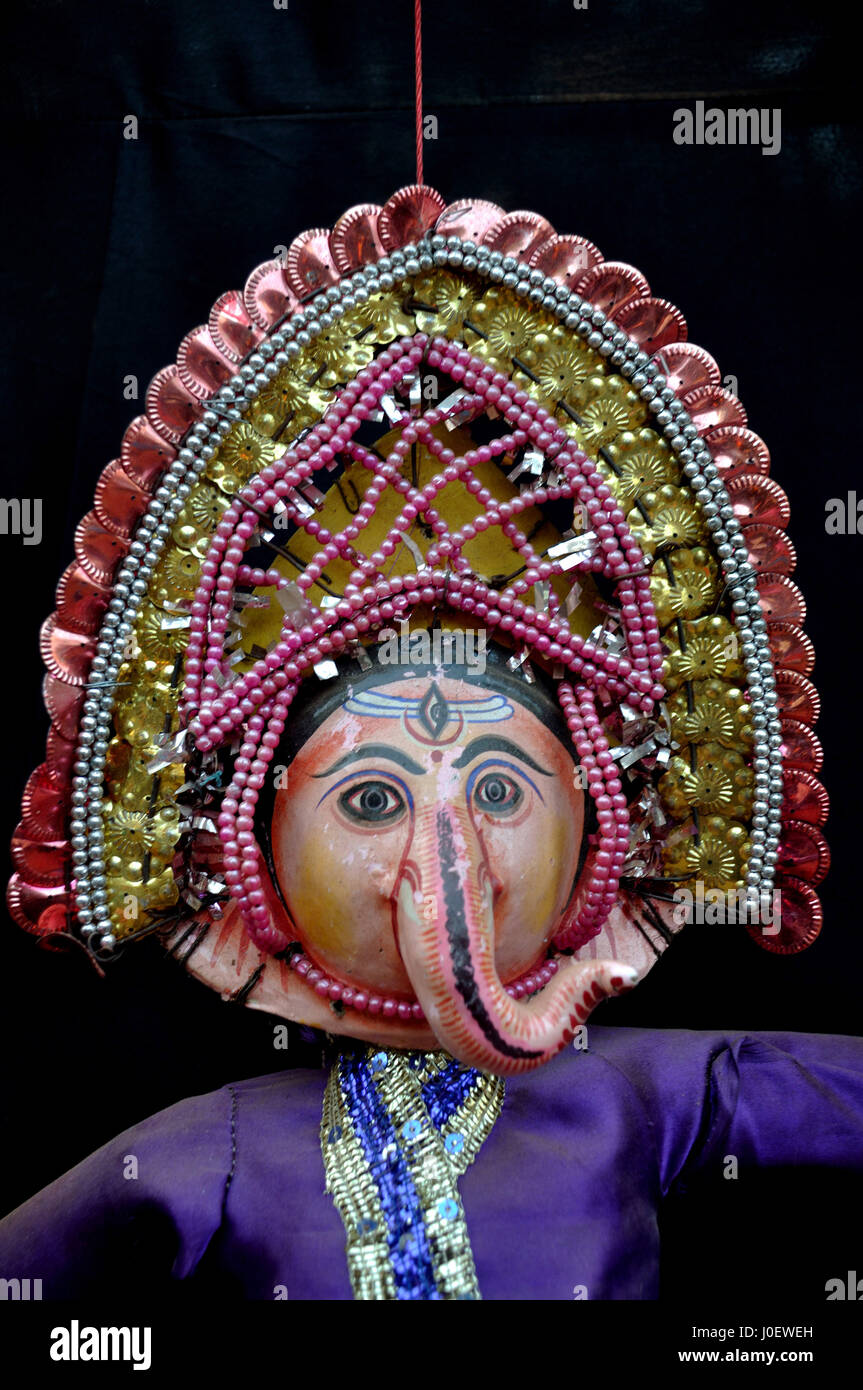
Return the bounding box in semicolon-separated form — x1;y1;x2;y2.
487;807;576;924
282;824;409;991
277;798;409;958
530;817;574;919
284;827;360;956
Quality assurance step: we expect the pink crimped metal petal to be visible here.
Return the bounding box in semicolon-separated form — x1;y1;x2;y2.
11;826;69;886
209;288;261;361
6;875;70;934
379;185;447;250
74;512;130;585
177;326;234;398
748;876;822;954
39;615;96;686
756;572;806;625
614;297;687;352
767;620;815;677
45;725;76;783
741;522;796;576
21;766;68;841
483;210;556;259
244;258;298;329
703;425;770;479
146;366;203;443
777;820;830;886
780;718;823;774
436;199;505;245
94;459;151;537
782;770;829;827
529;234;604;287
656;342;721;396
775;671;820;725
121;416;177;488
55;563;110;635
726;473;790;528
43;675;85;742
285;229;338;299
683;384;747;432
576;262;651;316
330;204;385;273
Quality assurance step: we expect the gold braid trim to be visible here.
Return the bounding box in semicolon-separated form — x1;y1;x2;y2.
321;1056;396;1301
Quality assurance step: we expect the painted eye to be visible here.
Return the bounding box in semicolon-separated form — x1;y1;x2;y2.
473;771;523;816
338;780;406;825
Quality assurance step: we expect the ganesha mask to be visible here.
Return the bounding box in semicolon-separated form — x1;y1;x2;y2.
5;187;831;1298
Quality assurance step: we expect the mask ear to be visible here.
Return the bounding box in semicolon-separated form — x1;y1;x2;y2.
571;893;684;980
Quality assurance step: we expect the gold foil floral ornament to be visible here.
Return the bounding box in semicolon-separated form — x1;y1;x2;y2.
136;602;190;662
103;797;182;924
659;744;754;820
533;332;595;407
249;369;331;439
105;738;185;812
114;663;180;752
353;286;416;342
663;615;746;691
663;816;750;888
604;431;678;505
571;375;648;450
103;805;181;866
666;680;752;750
206;420;277;493
106;868;179;924
626;485;706;556
411;273;481;335
150;549;201;605
309;322;376;388
171;486;230;556
648;546;718;626
467;289;538;361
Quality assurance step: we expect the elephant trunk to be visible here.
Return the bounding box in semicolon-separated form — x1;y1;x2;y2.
395;801;636;1076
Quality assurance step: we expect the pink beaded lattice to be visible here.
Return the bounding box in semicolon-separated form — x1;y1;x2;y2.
182;333;666;957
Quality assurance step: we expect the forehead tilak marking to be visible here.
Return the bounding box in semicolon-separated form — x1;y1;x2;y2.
342;684;514;724
342;679;516;748
418;683;449;739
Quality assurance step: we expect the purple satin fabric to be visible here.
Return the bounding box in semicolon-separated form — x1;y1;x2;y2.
2;1027;863;1300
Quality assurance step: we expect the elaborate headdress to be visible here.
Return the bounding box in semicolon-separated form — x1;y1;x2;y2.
9;187;827;1052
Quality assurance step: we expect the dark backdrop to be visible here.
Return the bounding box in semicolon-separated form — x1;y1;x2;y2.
1;0;860;1302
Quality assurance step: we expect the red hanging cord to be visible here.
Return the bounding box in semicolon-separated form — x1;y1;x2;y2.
414;0;423;184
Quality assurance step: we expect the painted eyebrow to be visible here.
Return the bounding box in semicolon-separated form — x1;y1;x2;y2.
451;736;553;775
313;744;427;778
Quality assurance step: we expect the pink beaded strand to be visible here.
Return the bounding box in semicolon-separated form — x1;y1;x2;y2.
183;332;665;958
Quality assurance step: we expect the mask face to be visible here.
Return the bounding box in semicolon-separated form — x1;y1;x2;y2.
270;672;585;1018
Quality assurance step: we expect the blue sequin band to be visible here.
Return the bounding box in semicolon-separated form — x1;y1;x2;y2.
322;1047;505;1300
